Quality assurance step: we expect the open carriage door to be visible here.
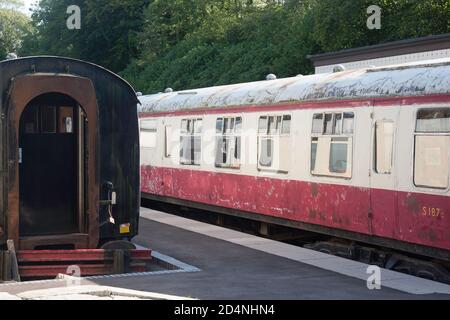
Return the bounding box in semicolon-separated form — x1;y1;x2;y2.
6;74;100;250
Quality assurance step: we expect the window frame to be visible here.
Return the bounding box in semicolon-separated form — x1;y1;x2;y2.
140;118;158;149
310;111;355;179
41;105;57;134
413;108;450;191
257;114;292;173
215;116;242;169
180;118;203;166
374;120;395;175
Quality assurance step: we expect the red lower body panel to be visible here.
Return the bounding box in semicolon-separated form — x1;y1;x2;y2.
141;166;450;251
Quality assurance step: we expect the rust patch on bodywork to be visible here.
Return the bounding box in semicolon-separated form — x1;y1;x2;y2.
311;183;319;199
418;229;438;242
342;216;351;226
406;194;420;214
318;211;326;221
308;210;317;219
332;211;342;224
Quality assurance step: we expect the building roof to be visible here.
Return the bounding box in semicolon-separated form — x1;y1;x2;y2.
308;33;450;68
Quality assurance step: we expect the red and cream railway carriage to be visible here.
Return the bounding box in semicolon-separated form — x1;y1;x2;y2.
138;59;450;268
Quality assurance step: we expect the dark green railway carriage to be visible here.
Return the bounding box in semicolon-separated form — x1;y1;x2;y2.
0;56;140;254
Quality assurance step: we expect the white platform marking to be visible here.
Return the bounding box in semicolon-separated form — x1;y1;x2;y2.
16;285;193;300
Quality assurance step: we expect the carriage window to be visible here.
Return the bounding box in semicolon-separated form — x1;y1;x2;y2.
140;119;158;148
180;119;202;165
23;106;39;134
324;114;333;135
23;105;74;134
333;114;342;135
343;113;355;134
416;109;450;132
375;121;394;174
282;115;291;134
312;114;323;134
414;108;450;189
258;115;291;172
259;117;268;133
215;117;242;169
41;106;57;133
311;112;354;178
330;138;348;173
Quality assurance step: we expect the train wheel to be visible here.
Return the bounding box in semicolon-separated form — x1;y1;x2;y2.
389;255;450;284
100;240;136;250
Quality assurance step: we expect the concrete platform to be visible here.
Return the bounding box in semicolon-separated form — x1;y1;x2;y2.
140;209;450;296
1;208;450;300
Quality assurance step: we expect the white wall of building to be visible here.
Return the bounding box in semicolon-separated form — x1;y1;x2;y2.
315;48;450;74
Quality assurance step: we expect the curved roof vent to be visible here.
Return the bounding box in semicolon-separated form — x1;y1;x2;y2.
333;65;346;73
266;74;277;81
164;87;174;93
6;53;17;60
136;92;143;97
296;74;304;77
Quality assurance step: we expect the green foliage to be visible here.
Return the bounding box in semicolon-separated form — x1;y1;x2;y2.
122;0;313;92
15;0;450;92
123;0;449;94
0;0;32;59
310;0;450;52
19;0;83;59
19;0;149;72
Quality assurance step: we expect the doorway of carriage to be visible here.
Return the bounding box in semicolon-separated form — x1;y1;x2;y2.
6;74;100;250
18;93;88;239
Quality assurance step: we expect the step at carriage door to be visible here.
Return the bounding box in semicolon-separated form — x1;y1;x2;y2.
369;102;400;238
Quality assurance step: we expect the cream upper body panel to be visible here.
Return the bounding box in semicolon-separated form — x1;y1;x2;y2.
138;59;450;197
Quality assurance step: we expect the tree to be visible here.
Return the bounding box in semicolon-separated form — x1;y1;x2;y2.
20;0;149;72
19;0;85;59
0;0;23;9
310;0;450;52
16;0;450;92
77;0;150;72
121;0;316;93
0;0;33;59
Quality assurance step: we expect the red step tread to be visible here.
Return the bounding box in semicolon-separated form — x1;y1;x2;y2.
19;263;147;278
17;249;152;263
16;249;152;278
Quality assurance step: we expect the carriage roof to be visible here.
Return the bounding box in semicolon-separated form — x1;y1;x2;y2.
138;58;450;113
